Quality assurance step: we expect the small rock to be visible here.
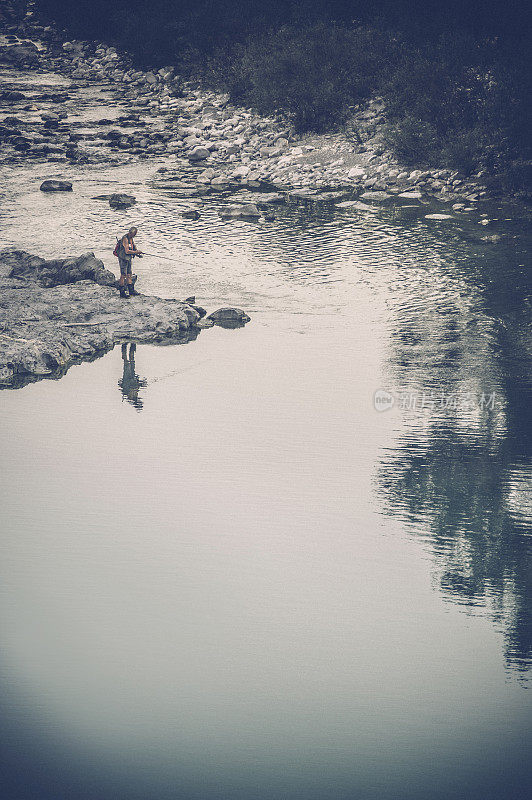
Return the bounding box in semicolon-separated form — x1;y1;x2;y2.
188;146;210;162
339;200;378;212
219;203;261;220
0;90;25;102
196;317;214;329
208;308;251;328
232;165;251;179
360;191;391;201
197;167;215;182
40;112;60;123
40;180;73;192
109;193;136;208
181;208;201;220
425;213;453;220
255;193;285;206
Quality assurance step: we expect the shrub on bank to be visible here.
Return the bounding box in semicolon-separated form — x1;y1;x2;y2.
382;116;439;165
33;0;531;190
379;34;530;185
210;25;395;132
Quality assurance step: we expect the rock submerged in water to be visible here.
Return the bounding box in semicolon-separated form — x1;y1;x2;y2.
360;191;391;202
109;193;136;208
0;89;26;102
219;203;261;220
181;208;201;220
208;308;251;328
40;179;73;192
337;200;378;212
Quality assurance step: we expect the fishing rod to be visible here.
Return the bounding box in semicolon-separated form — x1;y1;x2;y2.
137;251;200;269
138;251;174;261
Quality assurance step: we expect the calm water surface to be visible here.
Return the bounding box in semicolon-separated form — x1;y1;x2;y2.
0;70;531;800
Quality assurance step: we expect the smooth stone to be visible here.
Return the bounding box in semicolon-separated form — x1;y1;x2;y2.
219;203;261;220
360;191;391;201
289;188;318;199
232;165;251;178
255;192;285;206
398;191;423;199
181;208;201;220
340;200;378;212
208;307;251;328
40;179;73;192
197;167;215;182
188;146;210;161
425;213;454;220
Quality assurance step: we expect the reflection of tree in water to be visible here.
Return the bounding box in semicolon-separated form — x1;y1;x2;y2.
379;418;531;674
378;294;532;675
118;343;148;411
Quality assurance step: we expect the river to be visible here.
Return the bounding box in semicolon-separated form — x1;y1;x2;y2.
0;66;531;800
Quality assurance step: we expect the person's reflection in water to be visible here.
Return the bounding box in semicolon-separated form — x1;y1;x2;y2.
118;343;147;410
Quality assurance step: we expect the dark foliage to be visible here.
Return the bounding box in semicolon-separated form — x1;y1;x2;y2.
208;24;396;132
33;1;531;185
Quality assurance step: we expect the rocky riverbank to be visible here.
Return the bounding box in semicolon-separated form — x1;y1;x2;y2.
0;249;250;387
0;2;525;389
0;1;507;217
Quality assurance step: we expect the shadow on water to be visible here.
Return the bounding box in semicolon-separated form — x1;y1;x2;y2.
377;239;532;676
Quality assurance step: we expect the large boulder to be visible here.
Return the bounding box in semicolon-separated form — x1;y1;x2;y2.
109;193;136;208
208;308;250;328
1;249;116;288
40;179;73;192
0;43;40;67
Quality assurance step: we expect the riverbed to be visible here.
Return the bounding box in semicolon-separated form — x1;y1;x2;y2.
1;59;531;800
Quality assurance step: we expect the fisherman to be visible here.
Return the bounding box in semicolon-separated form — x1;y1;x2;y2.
117;227;143;298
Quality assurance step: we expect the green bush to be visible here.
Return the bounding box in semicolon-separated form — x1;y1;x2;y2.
440;129;487;174
383;116;439;165
380;34;530;183
214;24;394;132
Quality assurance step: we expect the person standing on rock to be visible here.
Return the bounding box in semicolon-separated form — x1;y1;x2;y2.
117;227;143;298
